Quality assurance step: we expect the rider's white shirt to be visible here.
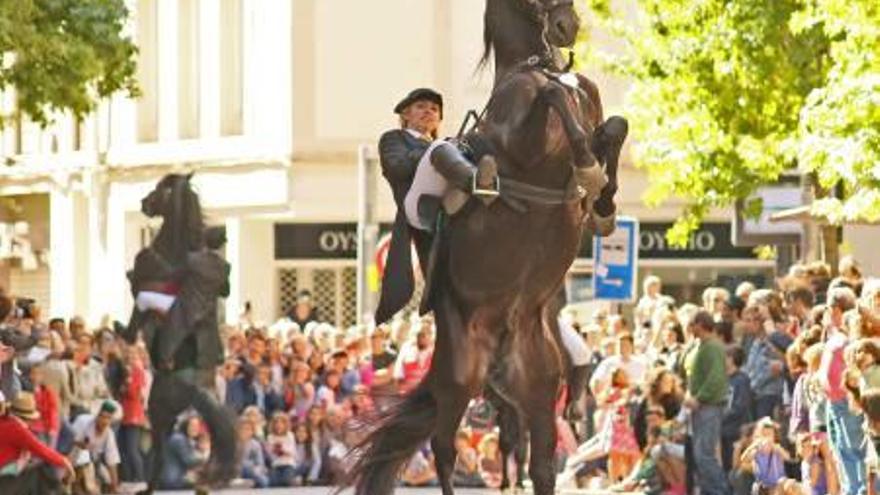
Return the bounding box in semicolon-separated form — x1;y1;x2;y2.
590;354;648;391
404;140;451;231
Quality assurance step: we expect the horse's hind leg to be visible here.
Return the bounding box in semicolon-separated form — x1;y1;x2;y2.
431;394;470;495
514;419;528;492
138;373;188;495
431;291;497;495
495;398;514;492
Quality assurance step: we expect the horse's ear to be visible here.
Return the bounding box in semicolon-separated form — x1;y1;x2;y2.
185;172;194;182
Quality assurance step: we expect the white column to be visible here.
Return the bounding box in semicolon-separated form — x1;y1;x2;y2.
178;0;200;139
157;0;180;141
85;173;112;327
219;0;243;136
49;189;76;318
105;187;129;321
136;0;159;142
224;217;241;325
198;0;220;139
248;0;292;149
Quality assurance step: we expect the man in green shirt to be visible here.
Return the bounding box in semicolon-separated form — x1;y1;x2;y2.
684;310;730;495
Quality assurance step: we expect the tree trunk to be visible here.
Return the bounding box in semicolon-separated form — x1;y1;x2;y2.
810;173;840;275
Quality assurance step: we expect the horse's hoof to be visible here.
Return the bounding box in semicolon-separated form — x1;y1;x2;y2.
574;165;607;201
587;210;616;236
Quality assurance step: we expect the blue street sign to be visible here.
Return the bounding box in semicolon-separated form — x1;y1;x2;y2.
592;216;639;302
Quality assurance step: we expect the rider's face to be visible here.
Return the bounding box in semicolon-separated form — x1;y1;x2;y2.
403;100;441;136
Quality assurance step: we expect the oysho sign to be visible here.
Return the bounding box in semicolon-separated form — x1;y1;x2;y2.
579;222;755;260
638;229;716;253
317;229;358;254
275;223;391;260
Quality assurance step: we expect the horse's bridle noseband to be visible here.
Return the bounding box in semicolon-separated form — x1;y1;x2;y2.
518;0;575;23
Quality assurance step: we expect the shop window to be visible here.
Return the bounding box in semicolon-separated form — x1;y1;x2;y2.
277;268;299;317
340;267;357;327
312;269;336;325
277;266;358;328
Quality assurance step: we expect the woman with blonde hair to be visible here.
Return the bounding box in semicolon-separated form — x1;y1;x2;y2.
266;412;297;487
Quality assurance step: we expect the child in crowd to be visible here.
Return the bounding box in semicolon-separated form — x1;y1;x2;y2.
796;433;827;495
603;368;641;482
236;418;269;488
291;422;321;485
478;433;503;489
452;429;483;487
740;418;790;494
266;413;297;487
723;346;753;471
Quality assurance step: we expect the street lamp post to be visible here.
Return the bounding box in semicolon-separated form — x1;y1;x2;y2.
357;144;380;326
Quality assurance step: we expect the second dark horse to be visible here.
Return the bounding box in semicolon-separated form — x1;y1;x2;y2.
346;1;626;495
122;174;237;495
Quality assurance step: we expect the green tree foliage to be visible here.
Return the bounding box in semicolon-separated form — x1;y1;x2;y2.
0;0;139;127
788;1;880;224
579;0;880;245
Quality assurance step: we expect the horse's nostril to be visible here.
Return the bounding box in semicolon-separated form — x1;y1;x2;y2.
556;21;567;36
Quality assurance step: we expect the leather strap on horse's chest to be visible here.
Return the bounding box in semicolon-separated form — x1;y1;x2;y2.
499;174;586;212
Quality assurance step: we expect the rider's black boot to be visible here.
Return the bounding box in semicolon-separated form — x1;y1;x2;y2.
430;142;499;205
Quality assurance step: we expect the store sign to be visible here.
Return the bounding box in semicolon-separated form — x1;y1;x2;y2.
275;223;391;260
593;217;639;301
276;221;755;260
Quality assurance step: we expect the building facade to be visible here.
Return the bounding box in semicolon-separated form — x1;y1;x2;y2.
8;0;871;328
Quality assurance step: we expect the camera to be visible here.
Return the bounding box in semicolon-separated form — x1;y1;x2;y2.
14;297;36;319
0;328;36;352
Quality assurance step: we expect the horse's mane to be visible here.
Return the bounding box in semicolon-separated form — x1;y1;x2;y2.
479;0;496;72
153;174;205;264
479;0;548;73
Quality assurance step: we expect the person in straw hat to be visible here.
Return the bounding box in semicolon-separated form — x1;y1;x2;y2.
0;390;74;490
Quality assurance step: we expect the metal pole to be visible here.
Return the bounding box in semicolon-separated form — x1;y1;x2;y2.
356;144;380;325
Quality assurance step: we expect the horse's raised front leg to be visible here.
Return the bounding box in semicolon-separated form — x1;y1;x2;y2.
538;81;606;202
588;116;628;234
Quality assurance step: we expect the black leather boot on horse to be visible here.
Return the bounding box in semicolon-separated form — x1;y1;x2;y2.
344;2;626;495
121;174;236;495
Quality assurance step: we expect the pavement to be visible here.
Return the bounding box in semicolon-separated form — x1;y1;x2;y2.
155;488;510;494
152;487;625;494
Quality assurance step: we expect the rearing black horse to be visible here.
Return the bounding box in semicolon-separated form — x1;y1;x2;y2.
346;2;625;495
123;174;236;495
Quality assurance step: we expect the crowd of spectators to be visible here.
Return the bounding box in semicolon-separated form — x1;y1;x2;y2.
2;255;880;495
557;256;880;495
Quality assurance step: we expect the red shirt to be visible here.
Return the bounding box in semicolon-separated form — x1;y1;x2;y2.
0;415;68;468
30;385;59;436
121;364;147;426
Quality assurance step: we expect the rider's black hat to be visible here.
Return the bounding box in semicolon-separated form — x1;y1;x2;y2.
394;88;443;117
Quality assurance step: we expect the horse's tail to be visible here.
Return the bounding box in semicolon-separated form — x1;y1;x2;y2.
343;381;437;495
191;387;238;486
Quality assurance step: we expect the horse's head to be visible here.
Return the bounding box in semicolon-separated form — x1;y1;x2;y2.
141;173;193;218
522;0;580;48
483;0;581;75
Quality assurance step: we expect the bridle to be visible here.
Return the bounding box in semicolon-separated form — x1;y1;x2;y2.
516;0;575;24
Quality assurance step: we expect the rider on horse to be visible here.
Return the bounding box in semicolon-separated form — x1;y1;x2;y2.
123;174;236;495
375;87;500;324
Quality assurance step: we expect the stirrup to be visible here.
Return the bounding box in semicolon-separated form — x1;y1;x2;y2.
473;175;500;197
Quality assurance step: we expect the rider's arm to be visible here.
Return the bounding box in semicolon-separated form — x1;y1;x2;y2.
379;130;422;183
